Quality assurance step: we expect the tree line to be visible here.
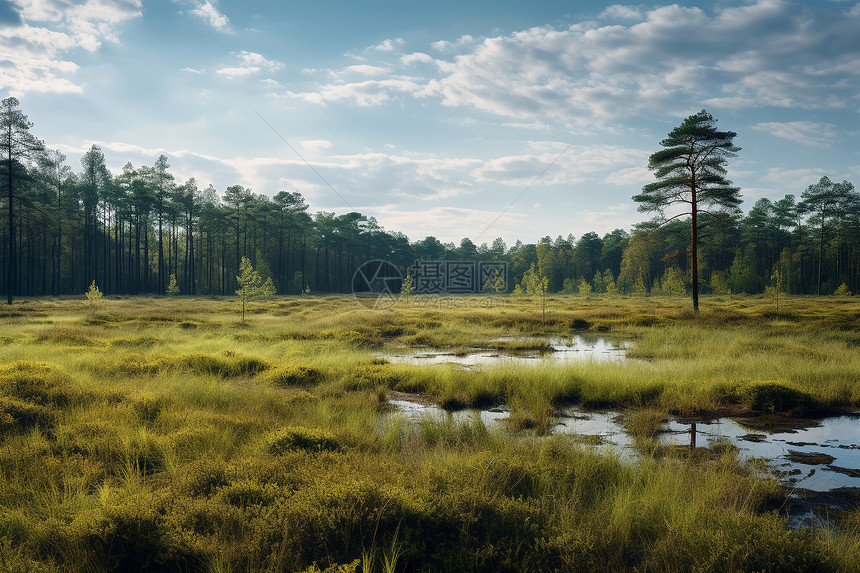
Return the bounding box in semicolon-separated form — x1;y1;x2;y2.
2;98;858;303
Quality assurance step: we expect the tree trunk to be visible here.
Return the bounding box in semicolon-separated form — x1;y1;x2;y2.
690;179;699;313
7;136;14;304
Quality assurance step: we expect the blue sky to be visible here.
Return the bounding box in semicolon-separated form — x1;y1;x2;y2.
2;0;858;246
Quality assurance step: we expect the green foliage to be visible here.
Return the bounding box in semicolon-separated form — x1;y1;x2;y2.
254;249;273;283
520;263;549;322
2;297;860;572
766;268;786;311
709;270;731;295
560;277;576;294
264;365;325;387
660;267;689;296
592;271;605;293
266;426;341;454
84;280;103;309
482;269;507;294
521;263;548;297
741;381;819;416
288;271;305;294
635;109;741;311
236;256;274;321
400;269;413;301
603;269;619;295
91;352;270;378
0;396;56;433
728;246;759;294
166;274;179;296
74;492;198;572
834;282;852;296
577;277;592;297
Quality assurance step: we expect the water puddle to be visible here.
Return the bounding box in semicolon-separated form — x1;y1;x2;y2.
660;416;860;492
386;399;510;427
379;335;628;367
384;398;860;496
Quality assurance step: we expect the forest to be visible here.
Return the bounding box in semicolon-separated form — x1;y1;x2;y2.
2;97;859;301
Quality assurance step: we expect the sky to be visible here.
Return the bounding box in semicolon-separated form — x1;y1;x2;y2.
1;0;858;247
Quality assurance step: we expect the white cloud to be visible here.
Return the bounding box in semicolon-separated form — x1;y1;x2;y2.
287;0;860;123
286;77;423;106
604;166;652;185
401;52;434;66
372;38;404;52
300;139;333;152
216;50;282;78
599;5;643;20
0;0;141;94
752;121;840;147
760;167;830;187
188;0;229;31
431;35;475;51
340;64;390;77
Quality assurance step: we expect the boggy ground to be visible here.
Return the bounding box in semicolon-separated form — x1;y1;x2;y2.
0;293;858;572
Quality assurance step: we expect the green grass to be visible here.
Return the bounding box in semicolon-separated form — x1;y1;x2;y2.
0;294;858;571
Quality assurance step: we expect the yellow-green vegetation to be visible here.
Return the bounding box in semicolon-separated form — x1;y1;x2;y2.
0;294;859;572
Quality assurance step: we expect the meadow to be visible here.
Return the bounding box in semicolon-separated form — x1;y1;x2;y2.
0;293;859;572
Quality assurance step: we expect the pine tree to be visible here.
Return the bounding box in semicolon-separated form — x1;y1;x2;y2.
236;256;274;321
634;110;741;312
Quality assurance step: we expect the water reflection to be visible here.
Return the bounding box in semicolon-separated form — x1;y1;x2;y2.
379;335;628;366
660;416;860;492
384;399;860;493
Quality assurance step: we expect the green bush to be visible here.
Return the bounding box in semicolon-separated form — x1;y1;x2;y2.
343;363;400;391
266;426;341;454
92;353;270;378
742;381;819;415
0;396;56;433
72;492;201;572
264;365;324;387
0;361;73;407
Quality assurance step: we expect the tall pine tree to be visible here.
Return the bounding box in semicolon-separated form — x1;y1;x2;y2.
634;110;741;312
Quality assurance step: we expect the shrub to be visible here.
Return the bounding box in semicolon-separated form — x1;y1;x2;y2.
34;327;102;347
0;361;73;407
92;353;270;378
0;396;56;433
741;381;819;416
264;365;324;387
178;353;270;377
266;427;341;455
343;364;399;391
131;393;171;425
73;492;200;572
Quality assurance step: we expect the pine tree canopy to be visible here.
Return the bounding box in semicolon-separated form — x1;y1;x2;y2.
634;109;741;220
